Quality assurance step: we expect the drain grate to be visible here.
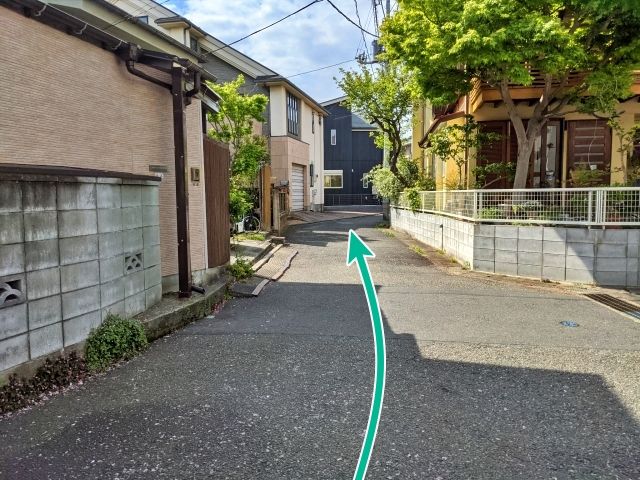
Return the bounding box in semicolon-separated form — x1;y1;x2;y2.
584;294;640;320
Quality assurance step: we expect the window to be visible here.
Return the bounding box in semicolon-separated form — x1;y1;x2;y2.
190;37;199;52
287;93;300;136
324;170;343;189
136;15;149;24
330;129;337;145
312;112;315;134
362;176;369;189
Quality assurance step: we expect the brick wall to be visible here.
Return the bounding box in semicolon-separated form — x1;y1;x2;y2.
0;8;207;281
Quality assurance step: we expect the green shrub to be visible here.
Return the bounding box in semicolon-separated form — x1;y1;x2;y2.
229;183;253;223
85;314;148;372
479;207;502;219
404;187;422;211
228;258;253;280
0;353;87;414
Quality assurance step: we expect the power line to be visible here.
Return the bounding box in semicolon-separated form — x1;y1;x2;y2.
206;0;323;55
326;0;379;37
285;59;356;79
355;3;374;57
353;0;370;59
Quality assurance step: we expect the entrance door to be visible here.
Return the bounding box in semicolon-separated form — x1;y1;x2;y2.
291;165;304;211
531;120;562;187
567;120;612;185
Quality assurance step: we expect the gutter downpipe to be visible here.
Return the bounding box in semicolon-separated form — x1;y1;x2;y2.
125;51;195;298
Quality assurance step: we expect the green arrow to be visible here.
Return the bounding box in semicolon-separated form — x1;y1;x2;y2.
346;229;386;480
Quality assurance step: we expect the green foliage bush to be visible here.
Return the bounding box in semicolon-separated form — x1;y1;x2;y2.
232;136;270;186
0;353;87;414
473;162;516;188
85;314;148;372
366;157;435;201
228;258;254;280
365;165;403;200
229;183;253;223
479;207;502;219
404;187;422;211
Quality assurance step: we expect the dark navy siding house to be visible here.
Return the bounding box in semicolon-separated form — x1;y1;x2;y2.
321;97;383;206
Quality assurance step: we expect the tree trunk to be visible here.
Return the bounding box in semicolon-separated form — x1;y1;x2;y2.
513;138;536;189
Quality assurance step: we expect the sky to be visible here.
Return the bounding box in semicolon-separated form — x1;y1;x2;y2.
166;0;384;102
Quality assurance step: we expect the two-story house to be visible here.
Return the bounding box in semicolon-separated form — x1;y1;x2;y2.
321;97;383;206
416;74;640;190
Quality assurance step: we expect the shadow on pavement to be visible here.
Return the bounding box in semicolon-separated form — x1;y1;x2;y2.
0;213;638;478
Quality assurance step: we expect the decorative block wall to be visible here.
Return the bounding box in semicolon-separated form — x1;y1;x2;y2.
0;175;162;374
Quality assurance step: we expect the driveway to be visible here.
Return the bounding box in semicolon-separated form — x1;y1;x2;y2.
1;214;639;479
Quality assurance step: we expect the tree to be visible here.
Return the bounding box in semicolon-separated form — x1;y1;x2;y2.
382;0;640;188
206;74;269;157
427;115;498;189
205;75;270;224
337;65;415;185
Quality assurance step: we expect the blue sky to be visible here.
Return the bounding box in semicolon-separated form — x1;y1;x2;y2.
166;0;381;102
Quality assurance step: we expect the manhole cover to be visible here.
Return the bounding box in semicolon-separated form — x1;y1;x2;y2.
560;321;579;328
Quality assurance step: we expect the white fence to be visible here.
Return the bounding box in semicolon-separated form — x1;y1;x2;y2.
395;188;640;226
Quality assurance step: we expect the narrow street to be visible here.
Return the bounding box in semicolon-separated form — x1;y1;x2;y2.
2;213;640;479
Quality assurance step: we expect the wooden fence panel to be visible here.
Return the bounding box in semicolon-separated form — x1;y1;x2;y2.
203;137;230;268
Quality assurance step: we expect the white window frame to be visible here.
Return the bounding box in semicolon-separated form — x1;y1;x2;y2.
362;176;369;189
324;170;343;189
330;129;337;146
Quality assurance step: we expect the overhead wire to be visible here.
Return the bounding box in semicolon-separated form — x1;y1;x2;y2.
326;0;379;37
284;59;356;79
204;0;323;55
353;0;370;58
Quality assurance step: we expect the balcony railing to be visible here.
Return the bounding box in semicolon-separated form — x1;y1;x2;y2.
394;188;640;226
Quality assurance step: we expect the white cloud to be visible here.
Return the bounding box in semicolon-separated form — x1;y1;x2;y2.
174;0;378;101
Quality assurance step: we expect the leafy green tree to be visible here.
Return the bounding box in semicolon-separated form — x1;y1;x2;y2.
337;65;415;185
206;75;270;225
206;75;269;158
382;0;640;188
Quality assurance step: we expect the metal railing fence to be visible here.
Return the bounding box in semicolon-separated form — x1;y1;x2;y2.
394;188;640;226
324;193;382;206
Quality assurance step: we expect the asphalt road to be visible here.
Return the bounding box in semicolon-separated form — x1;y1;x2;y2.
1;214;640;479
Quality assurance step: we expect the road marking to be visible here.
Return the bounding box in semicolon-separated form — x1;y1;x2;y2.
346;229;386;480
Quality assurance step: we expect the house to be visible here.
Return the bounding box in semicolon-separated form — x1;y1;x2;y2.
417;75;640;190
321;97;383;206
257;76;327;213
0;0;227;376
102;0;328;221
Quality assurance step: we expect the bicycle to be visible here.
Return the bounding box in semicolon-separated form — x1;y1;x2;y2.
242;213;261;232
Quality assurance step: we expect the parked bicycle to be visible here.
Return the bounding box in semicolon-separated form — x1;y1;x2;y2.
232;212;261;233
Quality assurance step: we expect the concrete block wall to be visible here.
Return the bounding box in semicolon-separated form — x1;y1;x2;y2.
391;207;639;288
390;208;473;265
0;176;162;374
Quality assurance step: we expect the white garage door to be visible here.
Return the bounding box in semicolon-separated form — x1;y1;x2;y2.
291;165;305;211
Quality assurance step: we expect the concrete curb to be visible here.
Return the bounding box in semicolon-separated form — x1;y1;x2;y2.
136;278;227;341
252;244;283;271
271;250;298;281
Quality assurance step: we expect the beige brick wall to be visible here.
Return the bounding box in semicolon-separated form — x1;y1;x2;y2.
270;136;310;208
0;9;207;279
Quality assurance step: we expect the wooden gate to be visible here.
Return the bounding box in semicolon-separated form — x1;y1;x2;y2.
203;137;230;268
